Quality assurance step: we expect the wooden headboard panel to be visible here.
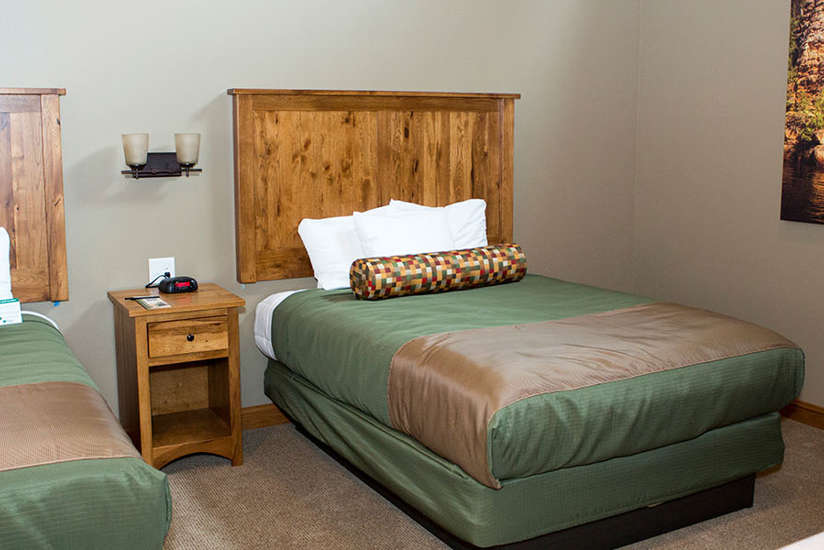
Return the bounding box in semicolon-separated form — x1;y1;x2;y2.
0;88;68;303
228;89;520;283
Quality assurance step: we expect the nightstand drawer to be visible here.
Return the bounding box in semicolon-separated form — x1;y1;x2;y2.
148;316;228;358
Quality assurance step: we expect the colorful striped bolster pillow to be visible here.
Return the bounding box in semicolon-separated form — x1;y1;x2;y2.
349;244;527;300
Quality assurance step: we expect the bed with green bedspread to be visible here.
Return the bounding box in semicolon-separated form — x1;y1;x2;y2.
0;315;171;550
264;274;804;547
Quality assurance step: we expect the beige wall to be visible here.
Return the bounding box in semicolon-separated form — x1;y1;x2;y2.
636;0;824;405
0;1;641;411
8;1;816;412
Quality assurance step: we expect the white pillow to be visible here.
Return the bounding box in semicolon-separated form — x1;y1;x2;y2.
298;216;364;290
0;227;11;299
297;205;395;290
352;207;455;257
389;198;488;249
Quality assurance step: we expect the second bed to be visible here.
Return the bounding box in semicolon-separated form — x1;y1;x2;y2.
257;274;803;547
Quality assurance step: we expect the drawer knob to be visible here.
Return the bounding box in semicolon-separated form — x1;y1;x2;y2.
186;334;195;342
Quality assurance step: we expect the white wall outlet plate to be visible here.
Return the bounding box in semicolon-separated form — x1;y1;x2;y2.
148;257;175;284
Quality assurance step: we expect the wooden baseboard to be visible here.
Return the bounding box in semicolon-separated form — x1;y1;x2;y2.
781;399;824;430
241;404;289;430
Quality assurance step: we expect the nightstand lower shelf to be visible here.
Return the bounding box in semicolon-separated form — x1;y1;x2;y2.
151;407;236;468
152;408;231;448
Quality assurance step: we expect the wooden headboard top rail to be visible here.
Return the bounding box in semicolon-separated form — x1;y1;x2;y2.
228;89;520;99
0;87;68;303
0;88;66;96
229;89;519;283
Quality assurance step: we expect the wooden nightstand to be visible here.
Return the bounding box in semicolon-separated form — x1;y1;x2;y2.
108;284;245;468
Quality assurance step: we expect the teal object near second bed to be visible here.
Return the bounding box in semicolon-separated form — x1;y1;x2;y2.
0;315;171;550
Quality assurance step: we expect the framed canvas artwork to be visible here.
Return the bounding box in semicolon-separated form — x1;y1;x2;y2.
782;0;824;224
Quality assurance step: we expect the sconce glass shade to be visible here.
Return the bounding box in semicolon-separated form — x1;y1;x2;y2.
122;133;149;167
175;133;200;166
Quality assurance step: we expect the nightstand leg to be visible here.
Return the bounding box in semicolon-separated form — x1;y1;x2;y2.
136;369;153;464
135;319;153;465
228;308;243;466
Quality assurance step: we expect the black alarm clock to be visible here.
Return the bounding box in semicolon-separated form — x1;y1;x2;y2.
157;276;198;294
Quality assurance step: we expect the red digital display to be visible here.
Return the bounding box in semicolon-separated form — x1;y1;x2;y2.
175;281;191;288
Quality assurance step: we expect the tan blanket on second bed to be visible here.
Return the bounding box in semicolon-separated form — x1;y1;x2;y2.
388;302;797;488
0;382;139;472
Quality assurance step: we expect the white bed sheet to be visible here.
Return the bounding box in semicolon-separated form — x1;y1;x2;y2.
254;289;307;360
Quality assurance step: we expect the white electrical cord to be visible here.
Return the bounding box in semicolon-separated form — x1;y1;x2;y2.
21;310;61;333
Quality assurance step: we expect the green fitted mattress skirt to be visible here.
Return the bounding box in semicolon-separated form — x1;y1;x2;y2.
266;359;785;548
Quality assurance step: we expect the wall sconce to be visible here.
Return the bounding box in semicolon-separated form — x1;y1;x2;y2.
121;133;202;179
122;133;149;178
175;133;200;177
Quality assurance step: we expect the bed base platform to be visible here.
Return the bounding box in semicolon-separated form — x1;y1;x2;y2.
265;360;782;549
295;421;755;549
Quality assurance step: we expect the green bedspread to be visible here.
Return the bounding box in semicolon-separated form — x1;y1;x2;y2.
0;315;171;550
271;274;804;482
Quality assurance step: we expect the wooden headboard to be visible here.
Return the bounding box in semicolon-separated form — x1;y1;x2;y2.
228;89;520;283
0;88;68;303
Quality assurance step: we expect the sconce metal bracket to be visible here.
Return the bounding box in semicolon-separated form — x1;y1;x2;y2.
121;152;202;179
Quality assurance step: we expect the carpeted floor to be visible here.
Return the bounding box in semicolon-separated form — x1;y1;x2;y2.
163;418;824;549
